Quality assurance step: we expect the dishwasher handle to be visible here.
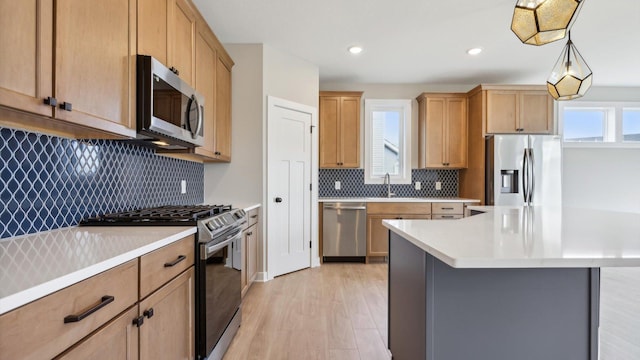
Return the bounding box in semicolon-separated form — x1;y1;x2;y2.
324;205;366;210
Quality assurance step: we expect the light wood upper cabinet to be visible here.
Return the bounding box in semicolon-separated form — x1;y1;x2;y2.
417;93;468;169
214;57;233;162
319;91;362;168
194;25;217;159
485;87;553;134
138;0;196;87
0;0;136;139
0;0;53;118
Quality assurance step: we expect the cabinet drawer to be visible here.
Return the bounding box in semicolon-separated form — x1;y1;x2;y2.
247;208;259;227
0;260;138;360
140;235;195;299
432;214;463;220
432;203;463;214
367;202;432;215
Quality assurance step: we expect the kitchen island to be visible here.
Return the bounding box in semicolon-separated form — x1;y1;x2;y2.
383;206;640;360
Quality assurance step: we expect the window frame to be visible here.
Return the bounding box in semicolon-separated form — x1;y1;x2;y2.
364;99;412;184
559;101;640;148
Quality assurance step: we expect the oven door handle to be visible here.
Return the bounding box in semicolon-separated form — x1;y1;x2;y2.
205;229;244;258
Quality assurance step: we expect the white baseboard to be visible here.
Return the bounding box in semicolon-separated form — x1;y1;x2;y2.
255;271;269;282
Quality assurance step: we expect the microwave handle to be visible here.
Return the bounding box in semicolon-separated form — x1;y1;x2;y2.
194;96;203;139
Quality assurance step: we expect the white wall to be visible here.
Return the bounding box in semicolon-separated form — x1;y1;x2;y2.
319;82;475;168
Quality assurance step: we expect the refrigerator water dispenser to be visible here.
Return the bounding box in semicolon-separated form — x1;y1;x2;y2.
500;170;519;194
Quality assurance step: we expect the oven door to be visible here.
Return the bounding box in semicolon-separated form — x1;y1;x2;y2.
197;228;242;359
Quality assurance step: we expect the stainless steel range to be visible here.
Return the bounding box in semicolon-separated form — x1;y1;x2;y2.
80;204;247;360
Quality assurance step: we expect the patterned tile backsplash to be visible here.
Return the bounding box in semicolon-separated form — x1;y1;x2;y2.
319;168;458;198
0;127;204;239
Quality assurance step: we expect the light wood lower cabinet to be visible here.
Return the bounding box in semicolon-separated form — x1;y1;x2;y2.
0;260;138;360
366;202;433;259
367;214;432;258
56;306;139;360
0;236;195;360
139;267;194;360
242;207;260;297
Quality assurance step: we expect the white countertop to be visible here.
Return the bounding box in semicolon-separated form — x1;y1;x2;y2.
383;206;640;269
239;203;261;211
0;226;196;315
319;197;480;203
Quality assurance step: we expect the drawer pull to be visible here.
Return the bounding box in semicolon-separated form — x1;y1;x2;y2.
64;295;114;323
164;255;186;267
246;232;253;236
442;215;454;218
250;215;258;218
441;207;454;210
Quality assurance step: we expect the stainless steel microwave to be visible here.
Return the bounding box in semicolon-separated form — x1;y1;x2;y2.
136;55;204;149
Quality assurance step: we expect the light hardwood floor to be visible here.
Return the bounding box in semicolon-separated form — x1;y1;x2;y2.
223;263;391;360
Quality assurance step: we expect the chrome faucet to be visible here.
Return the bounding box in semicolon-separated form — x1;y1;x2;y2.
384;173;395;198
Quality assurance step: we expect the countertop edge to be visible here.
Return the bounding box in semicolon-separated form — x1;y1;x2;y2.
242;203;262;211
319;198;480;203
0;227;196;316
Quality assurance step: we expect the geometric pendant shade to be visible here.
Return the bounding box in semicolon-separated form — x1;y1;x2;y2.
546;33;593;100
511;0;585;46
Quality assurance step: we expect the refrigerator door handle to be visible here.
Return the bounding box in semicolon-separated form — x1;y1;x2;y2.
522;148;529;204
528;148;535;204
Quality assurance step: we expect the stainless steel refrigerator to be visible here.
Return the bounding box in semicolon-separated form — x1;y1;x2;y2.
486;135;562;206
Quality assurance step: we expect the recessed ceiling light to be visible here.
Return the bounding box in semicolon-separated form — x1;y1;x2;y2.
467;47;483;55
348;46;363;55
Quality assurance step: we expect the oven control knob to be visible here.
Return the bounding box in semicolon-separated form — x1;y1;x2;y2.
206;221;216;231
234;210;246;219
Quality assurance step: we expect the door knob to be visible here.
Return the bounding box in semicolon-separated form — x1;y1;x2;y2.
275;197;283;203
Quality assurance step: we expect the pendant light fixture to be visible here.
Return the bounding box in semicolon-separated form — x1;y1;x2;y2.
511;0;585;46
546;32;592;100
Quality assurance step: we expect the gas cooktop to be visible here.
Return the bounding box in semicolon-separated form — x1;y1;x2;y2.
79;205;233;225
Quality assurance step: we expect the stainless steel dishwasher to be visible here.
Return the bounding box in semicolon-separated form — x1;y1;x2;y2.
322;202;366;262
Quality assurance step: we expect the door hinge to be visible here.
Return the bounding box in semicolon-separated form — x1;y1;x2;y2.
310;125;315;133
309;183;312;191
309;241;312;249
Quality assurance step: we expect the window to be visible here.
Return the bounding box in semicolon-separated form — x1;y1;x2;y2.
559;102;640;147
364;99;411;184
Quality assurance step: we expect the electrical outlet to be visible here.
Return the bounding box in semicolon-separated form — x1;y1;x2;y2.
435;181;442;191
335;181;341;190
415;181;421;190
181;180;187;194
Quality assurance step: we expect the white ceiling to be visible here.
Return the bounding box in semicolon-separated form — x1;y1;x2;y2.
193;0;640;86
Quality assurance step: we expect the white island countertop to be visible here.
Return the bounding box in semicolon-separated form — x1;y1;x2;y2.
0;226;196;315
383;206;640;268
319;197;479;203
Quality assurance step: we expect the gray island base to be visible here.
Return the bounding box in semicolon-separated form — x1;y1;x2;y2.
388;231;599;360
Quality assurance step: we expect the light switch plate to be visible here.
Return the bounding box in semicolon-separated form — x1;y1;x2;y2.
181;180;187;194
415;181;421;190
335;181;341;190
435;181;442;191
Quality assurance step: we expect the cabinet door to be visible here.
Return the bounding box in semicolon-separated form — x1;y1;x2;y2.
319;96;340;167
446;97;468;168
486;90;518;133
247;224;258;285
340;96;360;167
519;91;553;133
139;268;194;360
367;215;390;257
56;307;139;360
0;0;53;117
169;0;196;86
194;26;217;159
214;57;232;161
367;215;431;257
54;0;135;137
423;97;446;168
137;0;168;65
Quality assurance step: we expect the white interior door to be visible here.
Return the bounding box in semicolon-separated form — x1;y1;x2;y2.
267;97;313;278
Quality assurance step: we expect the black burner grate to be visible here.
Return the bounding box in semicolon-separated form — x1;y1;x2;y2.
80;205;232;225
